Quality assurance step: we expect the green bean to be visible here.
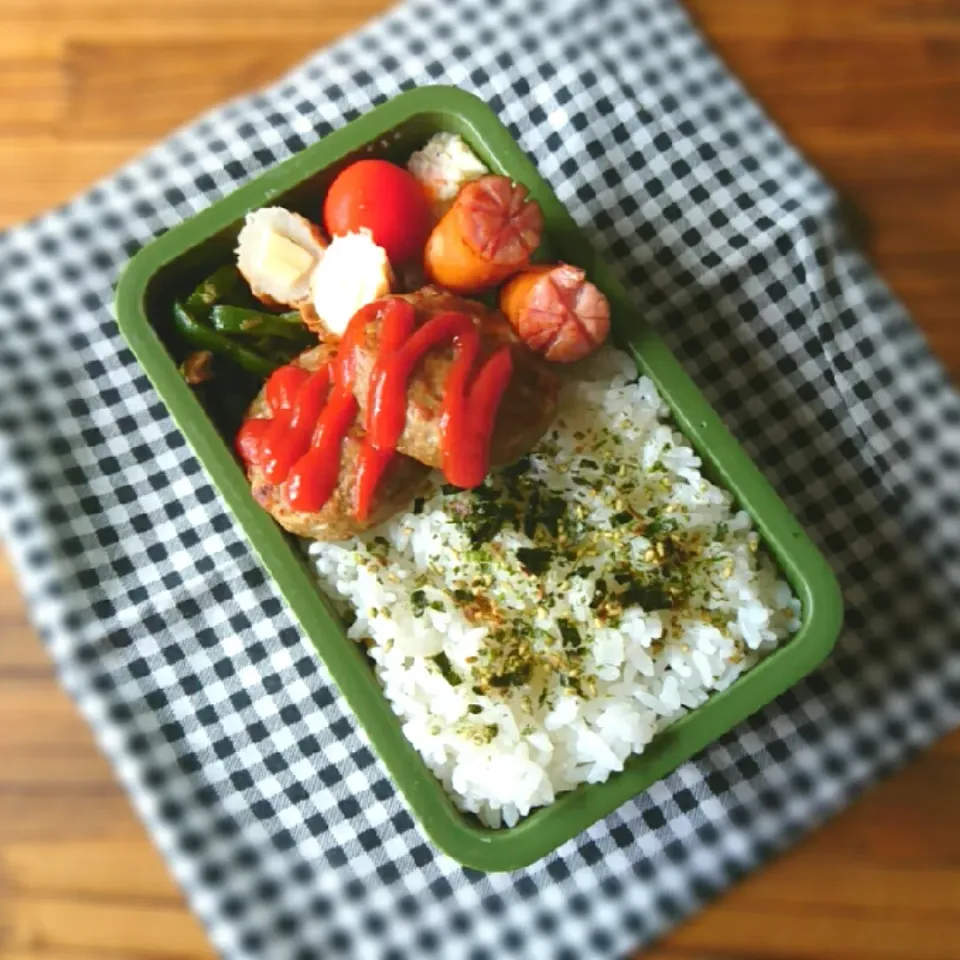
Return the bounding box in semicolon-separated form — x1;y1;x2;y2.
173;303;279;378
185;265;242;312
209;305;305;340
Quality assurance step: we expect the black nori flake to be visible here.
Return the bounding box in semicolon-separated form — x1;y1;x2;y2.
470;517;504;546
432;651;461;686
645;518;665;537
501;455;532;479
538;494;566;538
411;589;427;617
645;515;679;539
590;578;609;609
516;547;553;575
461;486;519;545
558;619;583;650
621;581;672;610
489;663;533;688
522;487;540;539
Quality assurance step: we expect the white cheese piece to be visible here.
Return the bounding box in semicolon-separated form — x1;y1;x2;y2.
257;230;315;288
310;230;393;337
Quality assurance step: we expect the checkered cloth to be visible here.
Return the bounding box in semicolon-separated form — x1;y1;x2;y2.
1;0;958;956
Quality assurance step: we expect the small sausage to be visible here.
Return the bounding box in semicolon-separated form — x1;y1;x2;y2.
423;175;542;294
499;263;610;363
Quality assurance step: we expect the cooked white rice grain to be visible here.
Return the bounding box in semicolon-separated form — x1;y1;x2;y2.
309;346;801;827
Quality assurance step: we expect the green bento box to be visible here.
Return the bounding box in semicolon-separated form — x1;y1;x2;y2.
114;85;843;872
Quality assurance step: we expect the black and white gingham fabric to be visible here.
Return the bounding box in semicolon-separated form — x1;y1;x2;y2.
2;0;959;956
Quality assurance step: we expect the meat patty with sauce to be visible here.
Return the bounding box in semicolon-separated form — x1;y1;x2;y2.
346;288;560;472
243;345;430;541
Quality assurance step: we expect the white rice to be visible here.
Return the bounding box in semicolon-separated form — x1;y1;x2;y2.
309;347;800;828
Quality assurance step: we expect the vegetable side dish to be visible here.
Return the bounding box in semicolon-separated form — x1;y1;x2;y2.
172;134;799;828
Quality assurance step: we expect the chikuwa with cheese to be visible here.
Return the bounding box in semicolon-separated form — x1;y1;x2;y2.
309;230;394;337
236;207;327;308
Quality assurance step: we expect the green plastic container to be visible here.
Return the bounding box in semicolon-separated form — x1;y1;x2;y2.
115;85;842;871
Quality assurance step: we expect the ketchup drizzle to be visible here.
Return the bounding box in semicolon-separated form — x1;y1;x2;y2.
236;298;513;519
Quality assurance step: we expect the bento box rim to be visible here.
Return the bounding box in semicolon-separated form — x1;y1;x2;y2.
114;84;843;872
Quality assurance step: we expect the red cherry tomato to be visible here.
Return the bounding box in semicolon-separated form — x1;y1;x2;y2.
323;159;432;264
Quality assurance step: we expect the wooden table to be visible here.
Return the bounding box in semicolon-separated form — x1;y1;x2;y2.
1;1;958;957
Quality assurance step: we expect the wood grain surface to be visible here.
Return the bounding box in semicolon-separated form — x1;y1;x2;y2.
1;1;958;958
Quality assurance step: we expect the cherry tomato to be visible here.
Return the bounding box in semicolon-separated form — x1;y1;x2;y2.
323;159;432;264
